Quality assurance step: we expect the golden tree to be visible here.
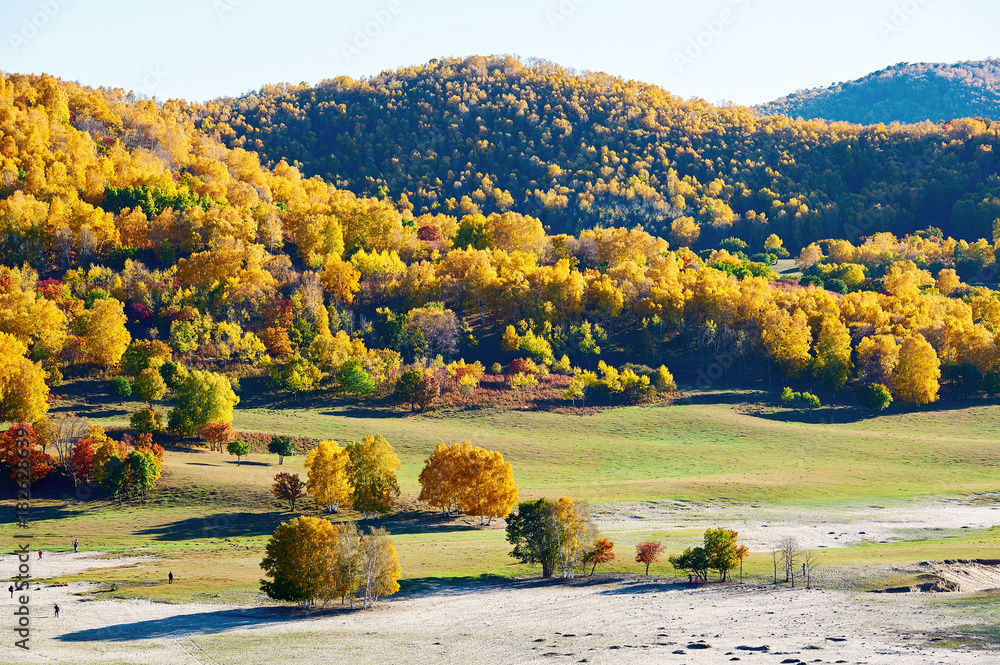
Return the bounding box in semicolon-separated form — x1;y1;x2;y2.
358;526;401;609
260;516;339;607
460;446;519;525
83;299;131;368
0;333;49;423
795;243;823;270
813;316;853;392
417;442;465;515
893;335;941;404
857;335;900;388
305;440;352;514
552;497;595;579
346;435;401;519
670;216;700;247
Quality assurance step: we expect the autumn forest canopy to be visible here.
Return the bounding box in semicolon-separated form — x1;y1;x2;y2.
3;56;1000;436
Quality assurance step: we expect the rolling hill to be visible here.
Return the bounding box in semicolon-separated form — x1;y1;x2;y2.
200;56;1000;245
756;60;1000;126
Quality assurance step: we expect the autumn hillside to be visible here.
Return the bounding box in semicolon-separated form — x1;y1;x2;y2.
757;60;1000;127
1;65;1000;444
202;55;1000;246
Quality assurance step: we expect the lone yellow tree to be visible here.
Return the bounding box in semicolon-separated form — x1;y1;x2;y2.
305;440;352;514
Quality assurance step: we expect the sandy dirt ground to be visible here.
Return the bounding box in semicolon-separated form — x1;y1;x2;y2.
0;575;993;665
0;550;995;664
595;498;1000;550
2;500;999;664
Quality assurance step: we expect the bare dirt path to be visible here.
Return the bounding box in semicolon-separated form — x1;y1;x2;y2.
0;575;994;664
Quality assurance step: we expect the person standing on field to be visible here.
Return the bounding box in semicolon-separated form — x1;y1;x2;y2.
73;539;79;553
168;571;174;584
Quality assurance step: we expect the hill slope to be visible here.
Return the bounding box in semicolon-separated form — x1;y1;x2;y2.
756;60;1000;125
202;56;1000;245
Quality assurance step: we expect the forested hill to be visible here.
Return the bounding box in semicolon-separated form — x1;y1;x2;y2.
756;60;1000;126
200;55;1000;247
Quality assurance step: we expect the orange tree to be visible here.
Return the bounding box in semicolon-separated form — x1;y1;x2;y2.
635;541;664;576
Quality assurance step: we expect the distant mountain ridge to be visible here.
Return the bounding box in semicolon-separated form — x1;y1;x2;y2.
756;60;1000;125
200;55;1000;246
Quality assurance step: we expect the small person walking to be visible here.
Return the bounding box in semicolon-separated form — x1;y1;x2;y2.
73;539;79;553
168;571;174;585
687;574;692;584
8;585;13;598
54;604;60;618
38;549;42;560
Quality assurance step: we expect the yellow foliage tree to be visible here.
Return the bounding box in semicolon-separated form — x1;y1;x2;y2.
418;442;518;524
0;333;49;423
893;335;941;404
321;257;362;305
83;299;131;368
346;434;401;519
813;316;853;392
552;497;596;579
460;446;519;525
857;335;900;388
305;440;352;514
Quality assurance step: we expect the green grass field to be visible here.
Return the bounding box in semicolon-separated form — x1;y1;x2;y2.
6;385;1000;603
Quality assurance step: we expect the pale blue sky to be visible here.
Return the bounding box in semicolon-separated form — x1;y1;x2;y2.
1;0;996;105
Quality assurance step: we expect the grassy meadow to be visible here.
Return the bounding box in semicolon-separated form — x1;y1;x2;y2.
5;382;1000;602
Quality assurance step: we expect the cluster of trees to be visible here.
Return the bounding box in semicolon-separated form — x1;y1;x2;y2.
757;60;1000;126
668;529;750;582
505;498;614;579
267;435;401;519
3;69;1000;424
0;420;163;504
417;442;518;524
260;516;400;610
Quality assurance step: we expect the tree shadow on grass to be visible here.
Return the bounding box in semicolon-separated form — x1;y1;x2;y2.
752;405;872;425
318;405;410;420
372;509;491;536
394;574;617;599
135;511;288;541
675;389;764;406
57;607;315;642
395;574;512;599
0;502;91;523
